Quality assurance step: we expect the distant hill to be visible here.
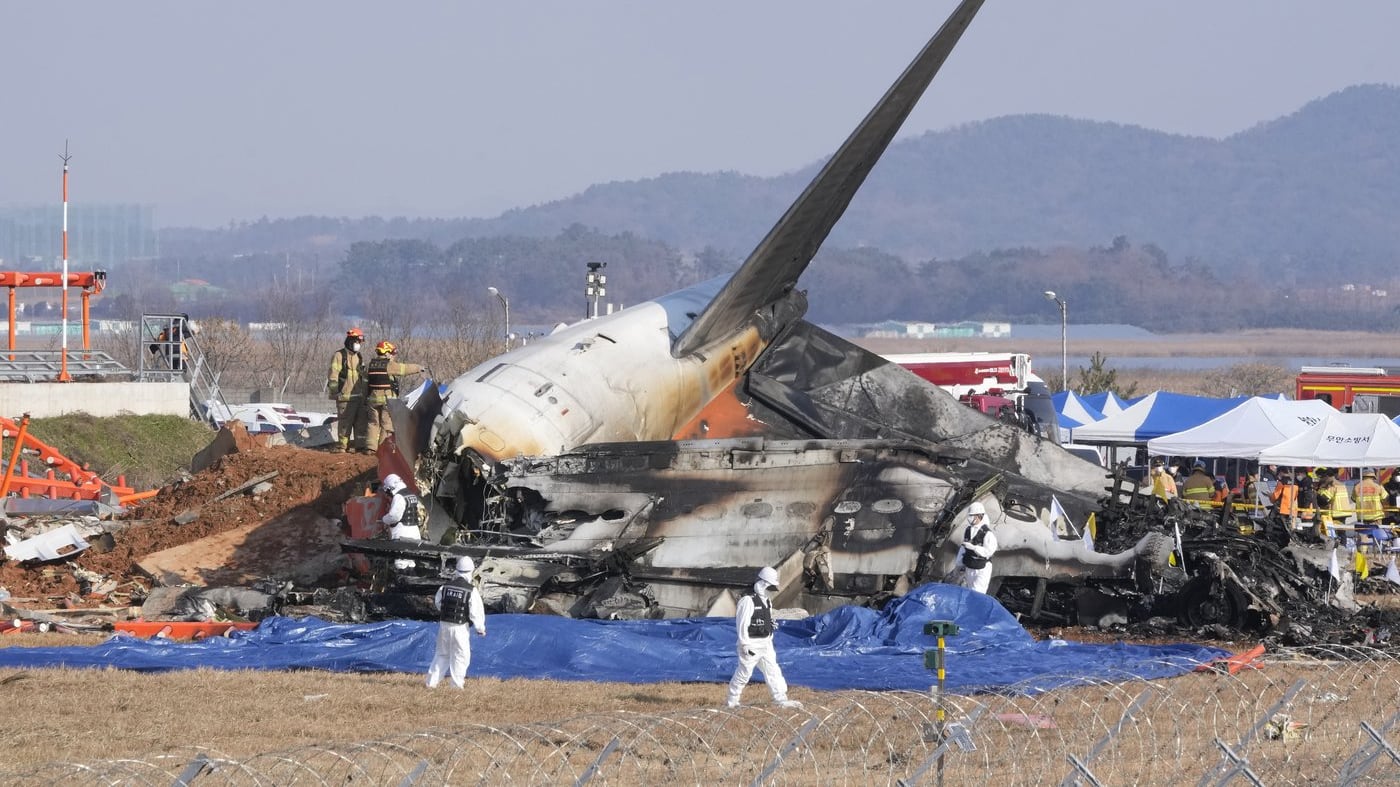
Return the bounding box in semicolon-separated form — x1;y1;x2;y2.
162;84;1400;275
465;84;1400;268
147;85;1400;334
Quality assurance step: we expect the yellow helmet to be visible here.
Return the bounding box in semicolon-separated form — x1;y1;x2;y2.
375;340;396;356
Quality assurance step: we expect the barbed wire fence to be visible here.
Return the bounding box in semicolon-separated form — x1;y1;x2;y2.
8;646;1400;785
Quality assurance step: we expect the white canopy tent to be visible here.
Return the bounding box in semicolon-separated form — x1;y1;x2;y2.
1146;397;1338;459
1257;413;1400;467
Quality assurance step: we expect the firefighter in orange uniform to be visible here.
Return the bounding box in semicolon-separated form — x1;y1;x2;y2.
364;340;424;453
328;328;368;453
1353;468;1387;547
1181;460;1214;506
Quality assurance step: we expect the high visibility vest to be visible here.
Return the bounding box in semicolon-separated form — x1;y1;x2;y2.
1355;479;1385;522
1328;482;1354;516
1271;483;1297;516
1182;472;1214;501
365;355;399;395
439;578;475;624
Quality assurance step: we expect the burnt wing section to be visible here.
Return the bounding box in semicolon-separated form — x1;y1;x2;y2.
744;320;1109;507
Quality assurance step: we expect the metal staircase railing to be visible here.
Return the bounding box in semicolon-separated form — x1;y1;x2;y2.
139;313;229;427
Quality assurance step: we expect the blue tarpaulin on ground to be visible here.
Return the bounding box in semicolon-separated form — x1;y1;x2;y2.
0;585;1226;693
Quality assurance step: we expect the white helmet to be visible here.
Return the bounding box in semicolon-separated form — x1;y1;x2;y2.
757;566;780;589
383;474;404;493
455;556;475;577
966;501;987;518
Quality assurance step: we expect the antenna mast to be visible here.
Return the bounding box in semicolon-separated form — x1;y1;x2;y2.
58;141;73;382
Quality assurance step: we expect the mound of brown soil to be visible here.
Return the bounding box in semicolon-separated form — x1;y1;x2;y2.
0;441;377;603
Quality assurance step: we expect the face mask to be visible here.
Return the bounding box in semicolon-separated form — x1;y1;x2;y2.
352;342;362;352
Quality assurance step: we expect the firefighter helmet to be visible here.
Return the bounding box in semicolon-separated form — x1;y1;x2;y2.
376;340;396;356
346;327;365;340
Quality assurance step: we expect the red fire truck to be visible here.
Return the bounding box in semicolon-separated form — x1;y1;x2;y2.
1295;366;1400;416
883;352;1061;442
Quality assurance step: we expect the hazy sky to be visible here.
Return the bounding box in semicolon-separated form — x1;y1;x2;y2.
6;1;1400;228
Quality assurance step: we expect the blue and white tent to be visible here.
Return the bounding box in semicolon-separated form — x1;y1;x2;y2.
1082;391;1131;418
1072;391;1250;445
1052;390;1106;430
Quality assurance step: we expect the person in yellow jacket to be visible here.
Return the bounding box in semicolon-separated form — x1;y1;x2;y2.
1150;460;1177;503
328;327;368;453
1353;468;1387;547
1316;468;1354;543
364;340;425;452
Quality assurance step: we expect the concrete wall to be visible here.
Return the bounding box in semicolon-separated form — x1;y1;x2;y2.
0;382;189;419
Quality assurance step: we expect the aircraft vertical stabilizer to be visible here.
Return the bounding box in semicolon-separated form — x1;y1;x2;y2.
672;0;985;358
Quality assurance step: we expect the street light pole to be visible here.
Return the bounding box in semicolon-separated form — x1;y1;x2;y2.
487;286;511;351
1043;290;1067;391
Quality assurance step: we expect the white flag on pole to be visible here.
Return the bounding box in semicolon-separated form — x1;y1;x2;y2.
1082;522;1094;553
1387;557;1400;588
1049;495;1071;541
1328;547;1341;581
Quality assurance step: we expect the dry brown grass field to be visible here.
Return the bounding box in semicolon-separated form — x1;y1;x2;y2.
1;631;1398;784
2;329;1395;782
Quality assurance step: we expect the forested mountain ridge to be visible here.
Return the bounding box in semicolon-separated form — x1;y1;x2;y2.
138;85;1400;333
164;84;1400;279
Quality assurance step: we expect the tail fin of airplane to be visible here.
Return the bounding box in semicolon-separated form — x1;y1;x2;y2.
672;0;985;358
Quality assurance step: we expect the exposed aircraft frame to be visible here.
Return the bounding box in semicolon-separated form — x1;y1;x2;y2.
362;0;1205;620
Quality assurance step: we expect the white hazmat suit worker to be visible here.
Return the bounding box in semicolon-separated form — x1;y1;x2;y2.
380;474;423;571
725;566;801;709
955;501;998;594
426;556;487;689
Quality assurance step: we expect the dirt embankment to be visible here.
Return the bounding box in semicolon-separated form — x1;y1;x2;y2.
0;443;377;602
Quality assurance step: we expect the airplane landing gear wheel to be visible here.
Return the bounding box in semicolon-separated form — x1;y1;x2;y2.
1178;576;1249;629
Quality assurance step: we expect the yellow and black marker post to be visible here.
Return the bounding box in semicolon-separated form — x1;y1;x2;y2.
923;620;959;787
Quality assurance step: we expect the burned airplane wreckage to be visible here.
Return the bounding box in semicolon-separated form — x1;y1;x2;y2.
342;0;1363;635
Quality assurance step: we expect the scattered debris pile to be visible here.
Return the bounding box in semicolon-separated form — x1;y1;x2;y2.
998;470;1400;649
3;423;1399;651
0;424;376;629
